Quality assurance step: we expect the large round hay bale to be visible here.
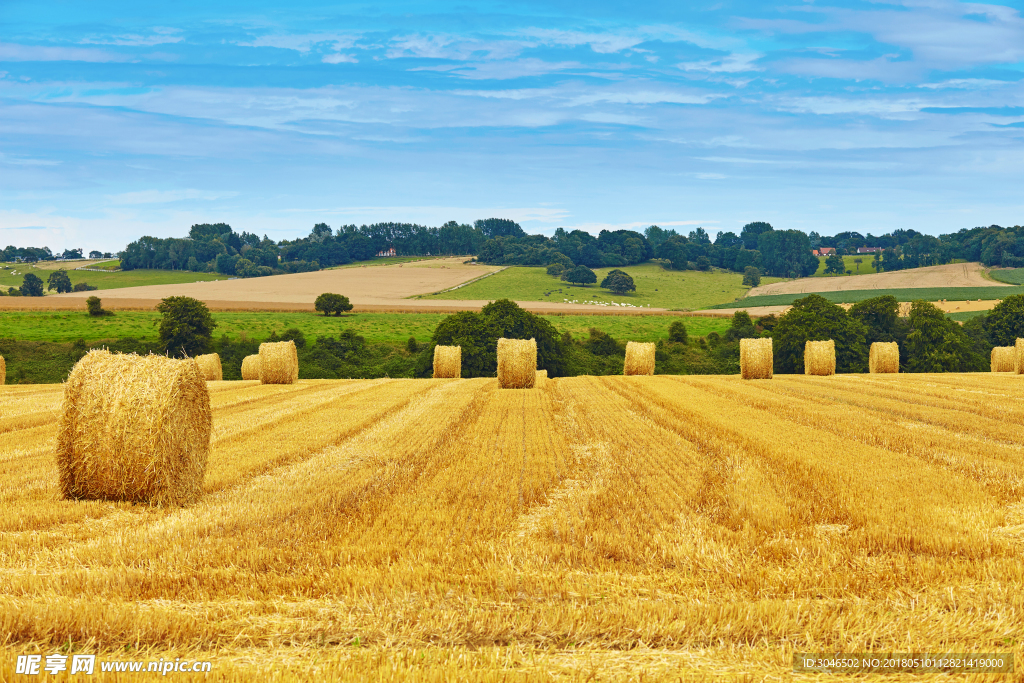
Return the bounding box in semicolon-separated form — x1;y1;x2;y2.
1016;338;1024;374
241;354;261;380
56;350;211;506
623;341;655;376
869;342;900;373
195;353;222;381
432;345;461;378
259;341;298;384
497;338;536;389
804;340;836;376
740;338;772;379
0;354;5;386
992;346;1016;373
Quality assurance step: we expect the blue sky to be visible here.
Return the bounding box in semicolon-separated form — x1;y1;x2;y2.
1;0;1023;253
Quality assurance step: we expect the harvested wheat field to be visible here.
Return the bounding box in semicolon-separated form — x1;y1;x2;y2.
2;374;1023;681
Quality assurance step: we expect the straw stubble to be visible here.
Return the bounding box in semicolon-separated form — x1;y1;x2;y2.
55;350;212;506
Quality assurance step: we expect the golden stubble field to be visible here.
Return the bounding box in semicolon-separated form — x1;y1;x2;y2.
2;374;1023;681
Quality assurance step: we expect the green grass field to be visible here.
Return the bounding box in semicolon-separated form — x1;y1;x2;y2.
421;264;782;310
811;254;880;277
0;310;731;345
987;268;1024;285
0;265;229;292
709;286;1024;309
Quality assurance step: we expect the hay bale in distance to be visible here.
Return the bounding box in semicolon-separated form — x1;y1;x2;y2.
623;341;655;376
0;354;5;386
1016;338;1024;374
869;342;900;374
195;353;222;381
740;338;772;379
535;369;548;387
56;350;211;506
804;340;836;376
259;341;299;384
241;354;261;381
497;338;536;389
432;345;461;379
992;346;1016;373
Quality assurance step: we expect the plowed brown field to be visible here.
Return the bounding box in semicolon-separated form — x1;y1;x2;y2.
2;374;1021;681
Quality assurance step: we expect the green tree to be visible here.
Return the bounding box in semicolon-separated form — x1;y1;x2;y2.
984;294;1024;347
824;253;845;275
47;269;72;293
668;320;688;343
156;296;217;357
85;296;110;316
695;255;712;271
546;263;565;277
600;269;635;294
854;257;863;272
849;295;900;343
742;266;761;287
20;273;43;297
314;293;353;316
563;265;597;286
724;311;757;341
234;258;258;278
905;301;985;372
429;299;566;378
771;294;868;373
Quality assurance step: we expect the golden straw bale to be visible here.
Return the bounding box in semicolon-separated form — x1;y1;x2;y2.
804;340;836;376
740;338;772;379
195;353;222;381
432;345;462;378
623;341;656;376
241;354;261;380
56;350;211;506
535;369;548;386
1016;338;1024;374
869;342;900;374
497;338;536;389
992;346;1016;373
0;355;5;386
259;341;299;384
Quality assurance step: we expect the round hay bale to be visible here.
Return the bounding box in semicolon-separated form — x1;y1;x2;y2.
195;353;222;381
56;350;211;506
259;341;298;384
497;338;536;389
535;369;548;387
432;345;461;379
804;340;836;376
1016;338;1024;374
623;341;655;376
740;338;772;379
992;346;1016;373
869;342;900;374
241;354;261;381
0;354;5;386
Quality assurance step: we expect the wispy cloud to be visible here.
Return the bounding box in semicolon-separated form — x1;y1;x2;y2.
0;42;129;63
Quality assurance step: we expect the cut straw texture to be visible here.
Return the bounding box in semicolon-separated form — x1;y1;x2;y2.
535;369;548;387
432;345;462;379
804;340;836;376
869;342;900;374
56;350;212;506
0;355;4;386
740;338;772;379
497;337;536;389
241;354;261;381
259;341;299;385
1016;338;1024;375
623;341;656;376
993;346;1016;373
195;353;222;381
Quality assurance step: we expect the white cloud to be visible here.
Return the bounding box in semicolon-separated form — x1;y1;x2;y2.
0;42;129;63
678;52;763;73
80;28;183;47
107;189;240;205
323;53;357;64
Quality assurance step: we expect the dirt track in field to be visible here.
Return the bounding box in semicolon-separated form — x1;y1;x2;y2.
747;262;1007;296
